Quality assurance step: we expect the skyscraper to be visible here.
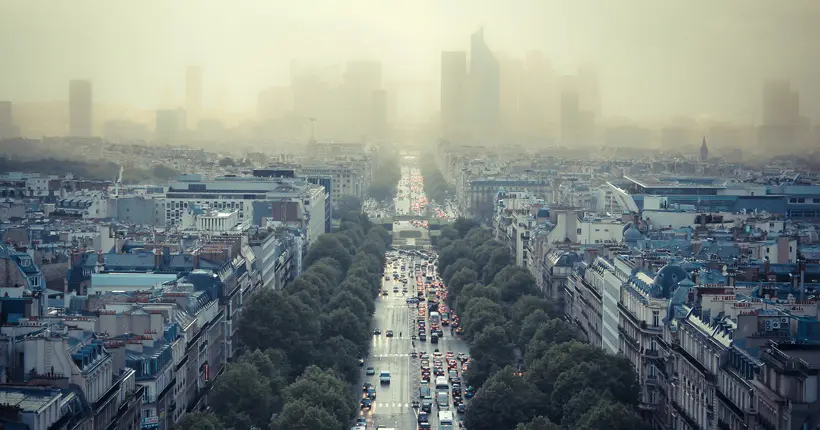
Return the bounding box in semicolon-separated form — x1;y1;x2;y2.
577;65;601;117
468;28;500;127
186;66;203;129
156;109;186;142
440;51;468;127
560;76;582;146
759;80;801;150
344;61;383;136
371;89;388;138
69;80;93;137
0;101;14;139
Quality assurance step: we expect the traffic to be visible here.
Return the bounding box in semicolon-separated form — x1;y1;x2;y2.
355;163;472;430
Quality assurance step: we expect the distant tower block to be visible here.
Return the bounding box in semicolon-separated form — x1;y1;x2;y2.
700;137;709;162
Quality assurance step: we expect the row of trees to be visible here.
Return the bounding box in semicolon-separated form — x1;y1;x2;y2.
178;200;389;430
367;157;402;203
0;156;181;183
419;153;453;204
437;220;648;430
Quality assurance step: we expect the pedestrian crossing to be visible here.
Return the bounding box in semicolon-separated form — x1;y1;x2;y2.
372;353;410;358
373;402;412;409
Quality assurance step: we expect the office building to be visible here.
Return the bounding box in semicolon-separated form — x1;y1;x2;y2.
186;66;203;128
0;101;18;139
440;51;468;128
371;89;388;138
69;79;93;137
165;174;327;246
560;76;581;146
468;29;500;128
155;109;186;142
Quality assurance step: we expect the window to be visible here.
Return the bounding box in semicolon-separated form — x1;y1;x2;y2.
652;310;660;327
576;228;582;234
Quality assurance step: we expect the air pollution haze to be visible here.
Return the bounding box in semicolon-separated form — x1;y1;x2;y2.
0;0;818;149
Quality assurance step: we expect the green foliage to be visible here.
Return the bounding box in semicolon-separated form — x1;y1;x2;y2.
336;195;363;220
368;158;401;202
175;412;225;430
437;222;646;429
208;361;280;428
0;157;179;184
419;153;453;203
231;207;388;428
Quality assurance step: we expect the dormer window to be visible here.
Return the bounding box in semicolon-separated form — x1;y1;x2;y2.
18;258;30;268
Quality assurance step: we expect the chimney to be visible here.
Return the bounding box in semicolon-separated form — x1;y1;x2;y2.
154;249;161;268
691;269;699;285
764;258;770;275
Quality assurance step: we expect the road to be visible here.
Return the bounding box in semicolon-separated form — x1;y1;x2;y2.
356;163;472;430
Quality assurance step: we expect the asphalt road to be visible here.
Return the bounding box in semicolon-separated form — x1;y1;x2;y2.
356;163;472;429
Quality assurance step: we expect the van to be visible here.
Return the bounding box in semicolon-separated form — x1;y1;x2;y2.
379;370;391;384
435;376;449;390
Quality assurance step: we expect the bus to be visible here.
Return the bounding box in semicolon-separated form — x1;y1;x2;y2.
438;411;454;429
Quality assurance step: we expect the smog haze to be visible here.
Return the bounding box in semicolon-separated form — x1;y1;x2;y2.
1;0;819;123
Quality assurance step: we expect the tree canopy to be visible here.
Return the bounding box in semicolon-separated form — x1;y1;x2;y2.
440;221;647;430
419;153;453;204
368;157;401;202
196;209;388;429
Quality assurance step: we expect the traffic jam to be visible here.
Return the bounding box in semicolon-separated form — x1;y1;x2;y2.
408;250;475;430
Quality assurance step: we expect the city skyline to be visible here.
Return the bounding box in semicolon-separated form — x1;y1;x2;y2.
1;0;819;123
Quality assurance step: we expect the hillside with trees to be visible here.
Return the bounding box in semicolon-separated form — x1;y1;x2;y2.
437;220;648;430
177;198;390;430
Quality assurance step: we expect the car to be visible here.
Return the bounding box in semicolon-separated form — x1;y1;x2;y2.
373;329;381;335
362;382;372;392
386;330;394;337
367;386;377;399
366;367;376;375
457;402;466;414
355;417;367;427
360;397;372;410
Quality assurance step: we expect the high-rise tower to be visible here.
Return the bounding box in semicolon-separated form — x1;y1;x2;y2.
186;66;203;129
69;80;93;137
440;51;468;128
468;28;500;127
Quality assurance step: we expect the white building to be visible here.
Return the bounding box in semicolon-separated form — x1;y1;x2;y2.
164;175;326;235
180;206;243;232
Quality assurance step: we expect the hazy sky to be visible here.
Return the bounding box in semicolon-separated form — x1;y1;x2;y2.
1;0;818;122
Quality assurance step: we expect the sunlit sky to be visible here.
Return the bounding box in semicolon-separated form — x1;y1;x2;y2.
1;0;818;122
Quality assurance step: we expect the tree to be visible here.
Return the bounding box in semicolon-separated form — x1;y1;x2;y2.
465;325;515;388
575;399;650;430
237;291;320;372
452;218;480;238
483;247;513;284
518;310;552;349
442;258;477;285
274;401;341;430
176;412;224;430
514;417;560;430
209;362;277;428
218;157;235;167
283;366;357;425
336;195;362;218
440;225;460;241
303;235;353;274
446;268;478;308
320;307;369;347
464;366;545;430
492;266;539;303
